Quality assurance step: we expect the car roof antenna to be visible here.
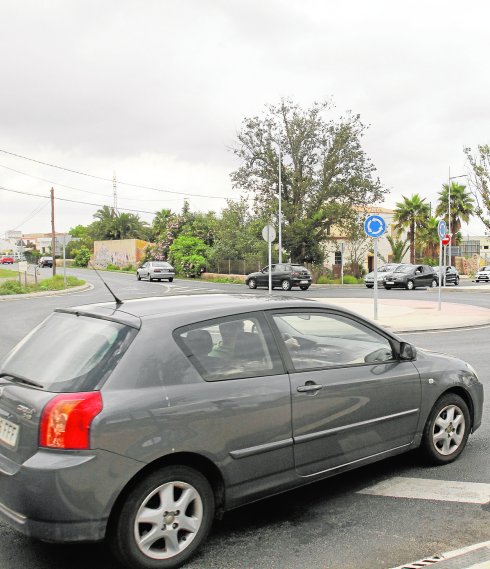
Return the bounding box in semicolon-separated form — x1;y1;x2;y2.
89;262;123;306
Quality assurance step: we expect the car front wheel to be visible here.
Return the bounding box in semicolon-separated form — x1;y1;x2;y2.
406;280;414;290
421;394;470;464
455;276;459;285
248;278;257;289
430;279;437;288
110;466;214;569
137;273;141;281
281;279;292;291
299;285;310;291
169;277;174;283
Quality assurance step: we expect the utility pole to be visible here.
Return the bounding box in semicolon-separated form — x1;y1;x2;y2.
113;172;118;213
51;187;56;276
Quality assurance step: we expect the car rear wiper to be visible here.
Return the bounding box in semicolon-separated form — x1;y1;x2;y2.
0;373;44;389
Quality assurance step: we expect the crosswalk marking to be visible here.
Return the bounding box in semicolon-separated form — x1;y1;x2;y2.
359;476;490;504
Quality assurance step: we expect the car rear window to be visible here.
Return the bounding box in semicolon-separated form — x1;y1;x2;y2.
0;312;136;392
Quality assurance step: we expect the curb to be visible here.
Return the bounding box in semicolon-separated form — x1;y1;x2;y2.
0;283;93;301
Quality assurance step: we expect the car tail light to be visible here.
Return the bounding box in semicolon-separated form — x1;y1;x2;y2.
39;392;103;449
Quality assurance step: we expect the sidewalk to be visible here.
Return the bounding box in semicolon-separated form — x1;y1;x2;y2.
313;296;490;333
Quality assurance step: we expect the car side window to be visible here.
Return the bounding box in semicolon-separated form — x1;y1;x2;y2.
271;311;395;370
175;315;283;381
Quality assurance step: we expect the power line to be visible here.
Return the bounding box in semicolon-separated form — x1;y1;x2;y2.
0;148;229;199
0;162;193;202
0;185;158;215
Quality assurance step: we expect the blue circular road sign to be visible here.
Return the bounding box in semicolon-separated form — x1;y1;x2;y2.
437;219;447;241
364;215;386;238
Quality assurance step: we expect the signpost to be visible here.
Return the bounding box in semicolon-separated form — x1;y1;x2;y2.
437;220;447;310
364;215;387;320
262;224;276;293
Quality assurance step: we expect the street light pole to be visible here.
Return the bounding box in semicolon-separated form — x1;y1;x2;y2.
278;145;282;263
447;170;468;268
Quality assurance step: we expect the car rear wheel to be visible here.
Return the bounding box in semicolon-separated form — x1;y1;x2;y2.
281;279;292;291
366;285;373;289
430;279;437;288
406;280;414;290
421;394;470;464
383;285;392;290
169;278;174;283
299;285;310;291
110;466;214;569
248;278;257;289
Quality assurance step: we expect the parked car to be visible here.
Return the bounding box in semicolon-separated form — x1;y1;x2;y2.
0;294;483;569
364;263;401;288
475;266;490;283
0;256;14;264
246;263;312;290
136;261;175;282
38;256;53;268
383;264;439;290
434;265;460;285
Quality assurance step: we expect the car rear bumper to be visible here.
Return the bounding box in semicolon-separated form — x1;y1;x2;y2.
0;448;143;542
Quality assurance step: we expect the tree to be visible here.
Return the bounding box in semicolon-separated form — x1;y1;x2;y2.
393;194;430;263
168;235;208;277
435;181;475;245
416;217;440;260
90;206;149;241
340;214;372;276
464;145;490;231
231;99;386;262
385;235;410;263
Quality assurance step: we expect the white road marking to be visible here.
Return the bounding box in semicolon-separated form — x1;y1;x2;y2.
359;476;490;504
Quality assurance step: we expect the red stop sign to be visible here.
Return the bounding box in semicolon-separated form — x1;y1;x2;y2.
441;235;450;246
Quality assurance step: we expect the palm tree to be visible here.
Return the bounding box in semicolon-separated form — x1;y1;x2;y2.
393;194;430;263
435;182;475;245
385;235;410;263
417;216;440;260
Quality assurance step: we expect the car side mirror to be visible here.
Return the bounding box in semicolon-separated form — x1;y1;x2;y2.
399;342;416;360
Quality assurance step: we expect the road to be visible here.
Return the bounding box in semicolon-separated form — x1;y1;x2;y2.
0;268;489;569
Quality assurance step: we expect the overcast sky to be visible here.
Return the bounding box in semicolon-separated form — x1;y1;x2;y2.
1;0;488;237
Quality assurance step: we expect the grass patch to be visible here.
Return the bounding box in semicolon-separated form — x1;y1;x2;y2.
0;269;17;278
200;276;244;284
317;275;364;285
0;275;85;295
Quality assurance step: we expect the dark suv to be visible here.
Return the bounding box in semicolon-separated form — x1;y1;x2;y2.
246;263;312;290
383;264;439;290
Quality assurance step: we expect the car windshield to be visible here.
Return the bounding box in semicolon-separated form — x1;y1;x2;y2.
0;312;136;392
481;266;490;271
379;264;398;272
393;264;414;273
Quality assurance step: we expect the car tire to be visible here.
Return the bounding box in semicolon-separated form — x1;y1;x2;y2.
169;278;174;283
366;285;374;289
406;280;414;290
137;273;141;281
149;277;154;282
110;466;214;569
299;285;310;291
281;279;292;291
430;279;437;288
421;393;470;465
455;276;459;285
248;278;257;289
383;285;392;290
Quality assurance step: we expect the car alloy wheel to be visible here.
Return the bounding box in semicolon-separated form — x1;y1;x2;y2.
431;279;437;288
110;466;214;569
248;278;257;289
421;394;470;464
281;279;292;291
406;280;414;290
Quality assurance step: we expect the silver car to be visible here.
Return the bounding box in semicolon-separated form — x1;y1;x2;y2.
136;260;175;282
364;263;401;288
0;295;483;569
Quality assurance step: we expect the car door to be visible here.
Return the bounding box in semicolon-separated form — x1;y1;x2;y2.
140;262;149;278
257;266;271;287
413;265;426;288
269;309;421;477
272;264;287;287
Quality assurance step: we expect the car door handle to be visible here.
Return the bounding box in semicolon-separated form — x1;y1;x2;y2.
297;383;323;393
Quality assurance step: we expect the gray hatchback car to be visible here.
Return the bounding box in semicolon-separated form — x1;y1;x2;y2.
0;294;483;569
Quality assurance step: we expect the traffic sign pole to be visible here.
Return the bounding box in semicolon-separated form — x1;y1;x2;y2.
364;215;387;321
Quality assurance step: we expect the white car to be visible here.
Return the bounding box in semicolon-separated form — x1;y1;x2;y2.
475;265;490;283
136;261;175;282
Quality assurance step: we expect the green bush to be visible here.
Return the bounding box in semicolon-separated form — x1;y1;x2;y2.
316;274;362;285
0;280;26;295
106;264;120;271
73;246;91;267
121;264;135;272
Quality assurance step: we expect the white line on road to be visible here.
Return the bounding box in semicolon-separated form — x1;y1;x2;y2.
359;476;490;504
